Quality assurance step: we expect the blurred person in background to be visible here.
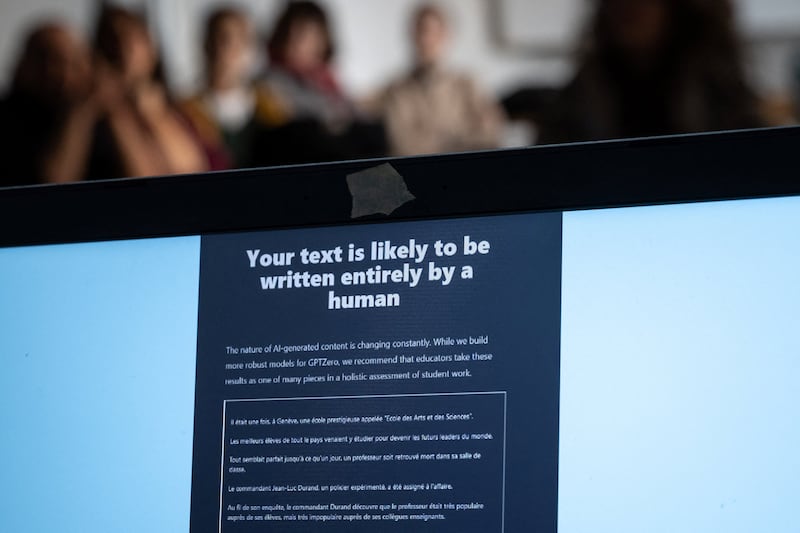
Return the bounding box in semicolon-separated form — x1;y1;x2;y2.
375;3;505;156
263;0;351;128
0;22;96;186
253;0;386;166
794;50;800;121
539;0;763;144
89;5;209;179
181;6;287;169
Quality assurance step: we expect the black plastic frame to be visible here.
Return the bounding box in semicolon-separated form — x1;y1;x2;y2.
1;127;798;248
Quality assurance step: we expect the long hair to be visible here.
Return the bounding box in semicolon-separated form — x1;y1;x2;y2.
93;4;168;86
582;0;746;76
267;1;335;64
546;0;762;141
11;24;62;94
94;5;145;69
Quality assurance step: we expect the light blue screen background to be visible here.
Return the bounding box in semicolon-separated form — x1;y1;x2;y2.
560;196;800;532
0;236;200;533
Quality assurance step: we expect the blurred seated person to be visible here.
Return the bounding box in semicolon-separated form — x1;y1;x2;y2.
375;4;505;156
89;5;209;179
0;23;96;187
253;1;386;166
181;6;287;169
263;0;352;128
794;50;800;121
538;0;763;144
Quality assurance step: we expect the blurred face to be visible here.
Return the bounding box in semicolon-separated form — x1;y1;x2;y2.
114;18;158;85
39;27;92;101
603;0;670;55
208;15;254;87
413;11;448;67
283;19;327;71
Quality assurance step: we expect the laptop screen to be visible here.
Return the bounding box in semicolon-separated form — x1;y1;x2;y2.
2;189;799;532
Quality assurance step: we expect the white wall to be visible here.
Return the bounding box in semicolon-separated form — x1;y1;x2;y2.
739;0;800;32
0;0;799;98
